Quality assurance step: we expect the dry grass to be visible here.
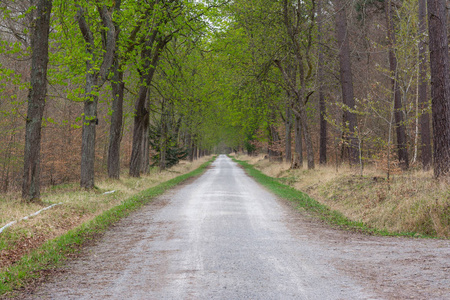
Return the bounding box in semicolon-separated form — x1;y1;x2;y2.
0;157;211;269
236;153;450;238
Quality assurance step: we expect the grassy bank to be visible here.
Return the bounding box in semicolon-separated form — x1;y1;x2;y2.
231;155;449;238
0;157;215;296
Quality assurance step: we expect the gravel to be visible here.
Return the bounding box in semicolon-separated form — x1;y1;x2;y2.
23;155;450;299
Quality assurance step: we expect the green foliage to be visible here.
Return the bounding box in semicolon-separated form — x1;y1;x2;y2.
149;122;188;168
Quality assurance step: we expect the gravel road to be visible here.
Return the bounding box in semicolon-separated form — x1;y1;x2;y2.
24;155;449;299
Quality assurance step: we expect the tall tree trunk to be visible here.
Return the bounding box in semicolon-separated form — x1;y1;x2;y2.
107;1;124;179
279;0;315;169
129;85;149;177
318;0;327;165
141;93;150;174
159;109;167;172
187;133;194;162
335;0;358;164
385;0;409;170
107;60;124;179
427;0;450;177
22;0;52;200
292;115;303;169
418;0;432;170
285;104;292;163
80;72;99;188
295;106;314;169
273;62;315;169
141;114;150;174
129;35;166;177
77;5;116;188
268;109;282;161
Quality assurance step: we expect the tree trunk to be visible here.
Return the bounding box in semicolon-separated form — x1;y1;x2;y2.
318;0;327;165
427;0;450;177
129;85;149;177
141;119;150;173
80;72;99;188
187;133;194;162
129;36;165;177
335;0;358;164
285;104;292;163
268;109;282;162
292;115;303;169
22;0;52;201
107;1;124;179
159;111;167;172
193;144;197;160
385;0;409;170
77;4;116;188
279;0;315;169
294;107;314;169
141;103;150;174
107;61;124;179
418;0;432;170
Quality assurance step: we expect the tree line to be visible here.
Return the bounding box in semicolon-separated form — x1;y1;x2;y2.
217;0;449;179
1;0;226;201
0;0;449;202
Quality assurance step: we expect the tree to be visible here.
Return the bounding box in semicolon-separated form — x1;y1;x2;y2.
317;0;327;165
107;1;145;179
275;0;316;170
385;0;409;170
418;0;431;170
76;1;116;188
129;31;169;177
22;0;53;201
426;0;450;177
335;0;358;164
284;104;292;162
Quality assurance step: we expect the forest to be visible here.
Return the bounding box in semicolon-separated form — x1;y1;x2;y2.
0;0;449;202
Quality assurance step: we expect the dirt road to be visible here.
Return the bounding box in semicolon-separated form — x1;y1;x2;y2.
25;155;449;299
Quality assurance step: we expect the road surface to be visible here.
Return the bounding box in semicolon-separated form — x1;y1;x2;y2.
25;155;449;299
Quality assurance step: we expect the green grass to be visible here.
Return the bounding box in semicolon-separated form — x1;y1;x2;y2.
0;157;215;296
231;156;432;238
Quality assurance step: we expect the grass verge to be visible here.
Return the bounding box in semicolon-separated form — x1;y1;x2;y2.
0;157;215;296
231;156;434;238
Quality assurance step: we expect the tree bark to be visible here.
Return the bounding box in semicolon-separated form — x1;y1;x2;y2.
295;107;314;169
418;0;432;170
80;74;99;188
107;60;124;179
292;115;303;169
22;0;52;201
130;85;149;177
129;35;166;177
385;0;409;170
159;112;167;172
141;113;150;174
268;108;282;161
427;0;450;177
335;0;358;165
77;4;116;188
107;1;124;179
318;0;327;165
285;104;292;163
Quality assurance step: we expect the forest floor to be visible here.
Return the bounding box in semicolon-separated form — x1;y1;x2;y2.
16;155;450;299
0;157;212;273
233;153;450;238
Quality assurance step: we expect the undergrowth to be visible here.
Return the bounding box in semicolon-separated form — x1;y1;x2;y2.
231;156;437;238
